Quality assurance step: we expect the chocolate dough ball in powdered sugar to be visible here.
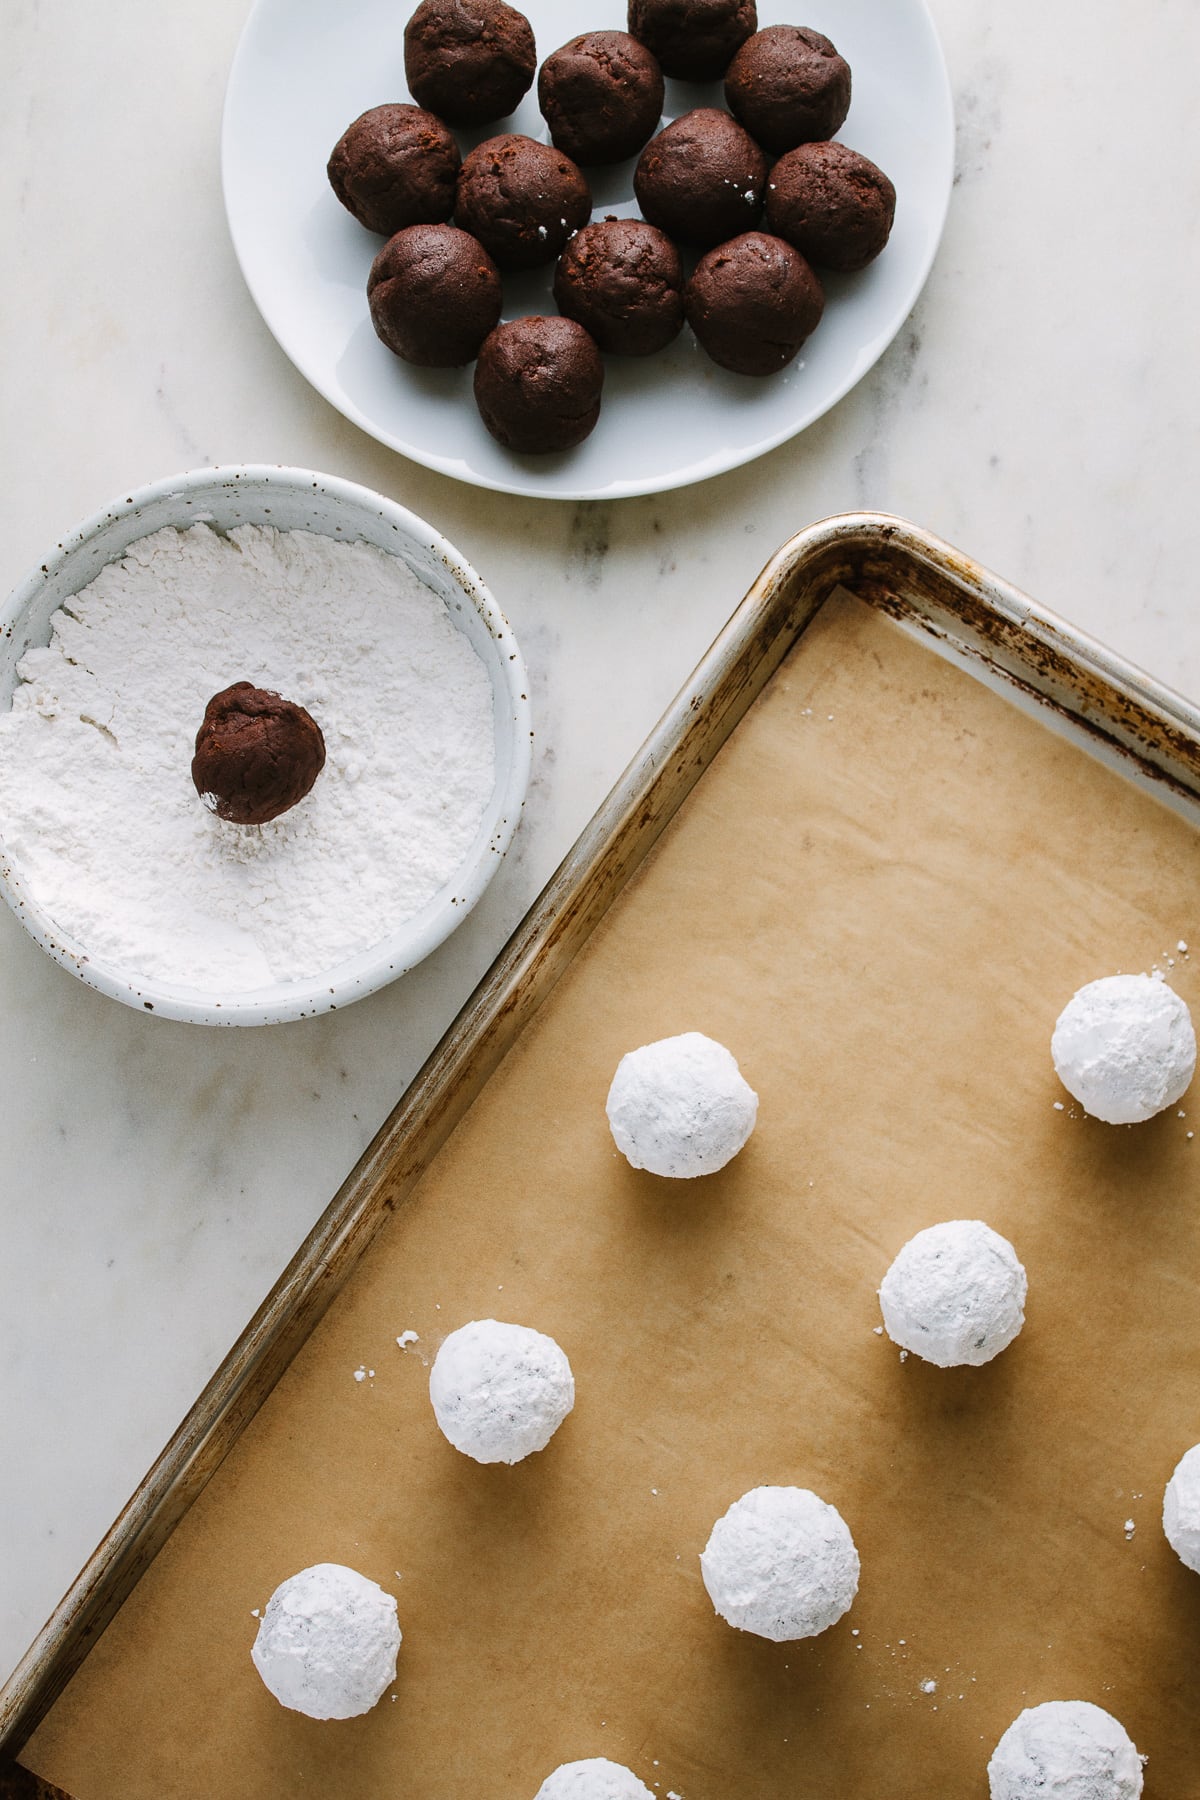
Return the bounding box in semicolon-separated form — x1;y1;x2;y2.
879;1220;1027;1367
250;1563;400;1720
191;682;325;826
534;1759;654;1800
700;1485;859;1640
429;1319;574;1463
987;1701;1144;1800
606;1031;758;1178
1163;1442;1200;1571
1051;972;1196;1123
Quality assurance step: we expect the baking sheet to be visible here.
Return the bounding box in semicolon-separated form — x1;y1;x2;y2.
24;590;1200;1798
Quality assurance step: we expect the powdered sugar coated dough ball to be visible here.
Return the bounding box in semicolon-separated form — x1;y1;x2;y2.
1051;972;1195;1124
534;1759;654;1799
605;1031;758;1178
1163;1442;1200;1571
987;1701;1143;1799
429;1318;575;1463
250;1562;400;1719
700;1485;859;1641
879;1219;1027;1368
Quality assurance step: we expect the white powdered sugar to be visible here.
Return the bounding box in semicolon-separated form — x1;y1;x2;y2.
1051;973;1195;1124
700;1485;860;1641
534;1760;654;1800
250;1562;400;1720
1163;1442;1200;1571
429;1319;575;1464
0;523;495;991
605;1031;758;1178
987;1701;1144;1799
878;1219;1027;1368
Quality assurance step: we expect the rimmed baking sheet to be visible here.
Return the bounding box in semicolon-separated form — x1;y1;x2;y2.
19;522;1200;1797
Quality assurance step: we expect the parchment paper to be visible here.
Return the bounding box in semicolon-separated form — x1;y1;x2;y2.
25;593;1200;1799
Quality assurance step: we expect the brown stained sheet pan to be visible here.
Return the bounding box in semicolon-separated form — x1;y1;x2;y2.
21;547;1200;1799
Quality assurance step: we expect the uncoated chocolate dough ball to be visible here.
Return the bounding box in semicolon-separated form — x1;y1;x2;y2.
192;683;326;826
627;0;757;81
633;108;767;249
456;134;591;271
367;223;502;366
538;31;664;166
684;231;824;375
553;218;684;356
725;25;852;154
404;0;536;126
766;140;896;271
326;103;460;236
474;316;604;453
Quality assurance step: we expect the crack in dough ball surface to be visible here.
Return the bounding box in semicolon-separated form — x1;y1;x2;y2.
987;1701;1144;1799
605;1031;758;1177
534;1759;654;1799
700;1485;859;1640
1051;972;1195;1124
879;1219;1027;1368
429;1319;575;1463
1163;1441;1200;1571
250;1562;400;1719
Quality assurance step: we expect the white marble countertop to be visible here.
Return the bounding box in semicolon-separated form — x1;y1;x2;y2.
2;0;1199;1701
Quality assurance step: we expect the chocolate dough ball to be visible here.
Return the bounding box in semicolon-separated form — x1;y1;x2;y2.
634;109;766;249
725;25;852;154
192;683;326;826
627;0;757;81
367;224;502;366
326;103;460;236
553;219;683;356
474;316;603;453
538;32;664;166
404;0;536;126
684;231;824;375
456;134;591;271
766;140;896;271
726;25;849;156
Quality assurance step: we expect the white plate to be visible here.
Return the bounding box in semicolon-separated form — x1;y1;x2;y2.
221;0;954;500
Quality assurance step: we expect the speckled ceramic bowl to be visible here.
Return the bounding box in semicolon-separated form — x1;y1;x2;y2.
0;466;531;1025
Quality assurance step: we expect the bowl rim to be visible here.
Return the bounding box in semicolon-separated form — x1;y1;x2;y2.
0;464;532;1026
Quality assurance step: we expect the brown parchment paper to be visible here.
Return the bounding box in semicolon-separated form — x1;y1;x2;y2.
25;593;1200;1800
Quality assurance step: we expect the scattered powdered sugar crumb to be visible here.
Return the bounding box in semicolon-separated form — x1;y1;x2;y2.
921;1679;937;1694
396;1330;420;1348
0;524;495;991
353;1366;367;1383
1124;1519;1136;1539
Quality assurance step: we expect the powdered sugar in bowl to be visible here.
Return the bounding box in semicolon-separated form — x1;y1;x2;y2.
0;467;531;1024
